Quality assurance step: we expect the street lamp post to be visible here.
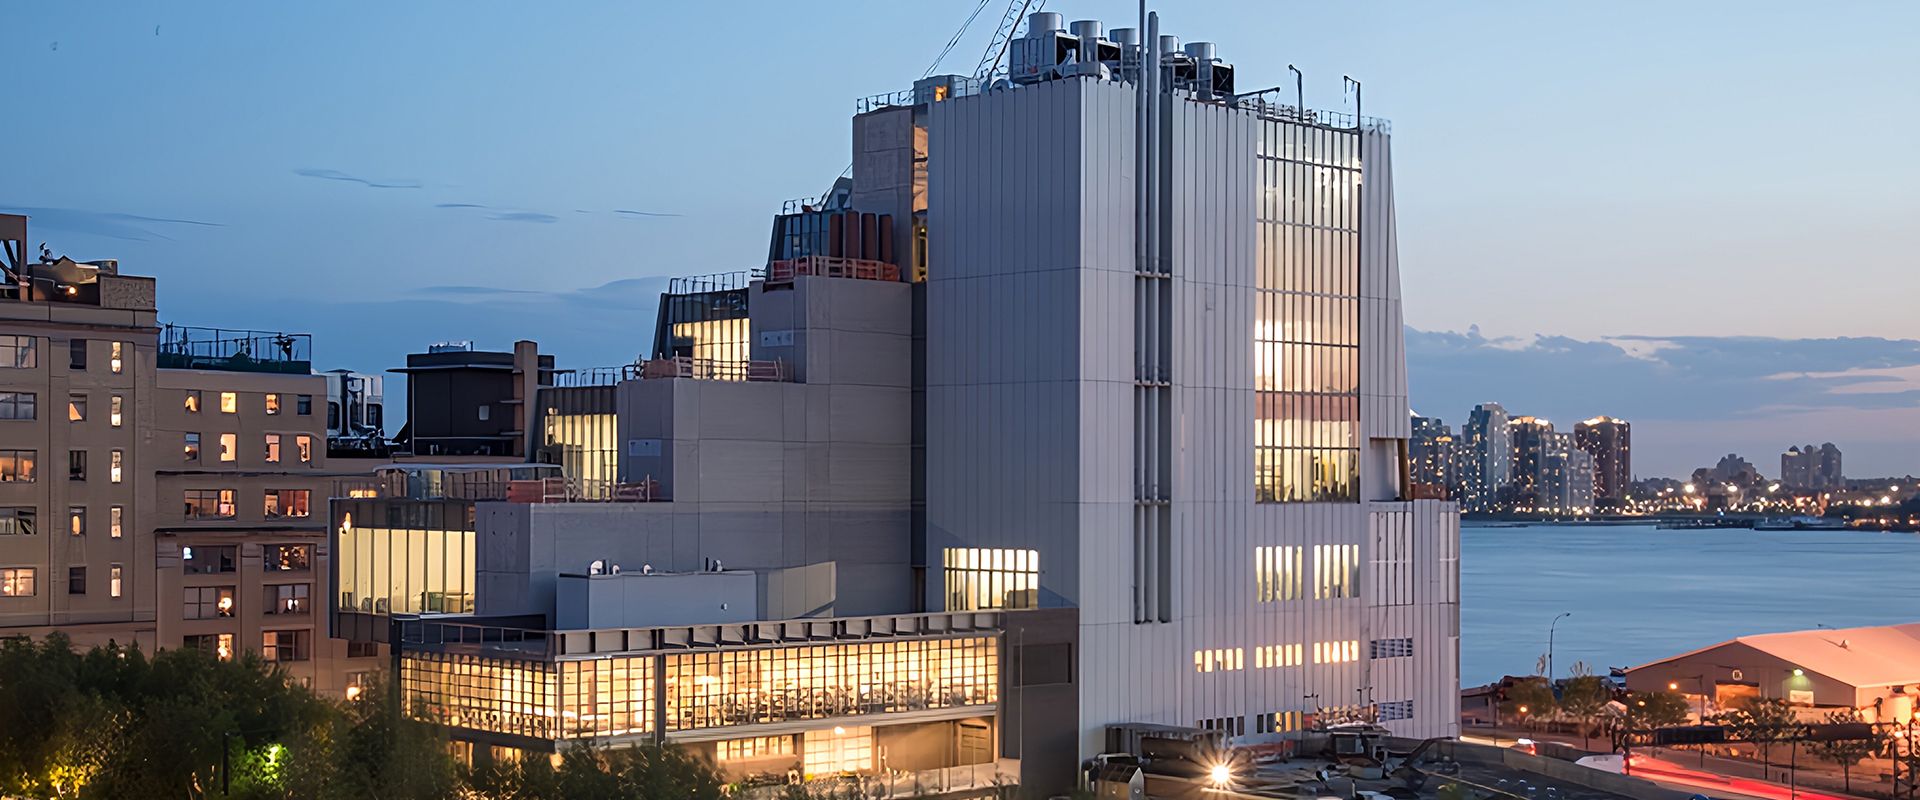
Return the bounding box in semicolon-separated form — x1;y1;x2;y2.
1670;675;1710;766
1548;612;1572;680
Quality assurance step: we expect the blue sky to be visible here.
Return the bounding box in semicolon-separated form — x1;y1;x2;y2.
7;2;1918;477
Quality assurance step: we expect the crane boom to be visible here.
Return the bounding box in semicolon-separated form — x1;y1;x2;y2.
975;0;1042;80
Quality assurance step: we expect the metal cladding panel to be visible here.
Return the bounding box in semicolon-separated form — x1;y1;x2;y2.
1360;132;1411;441
1366;500;1460;739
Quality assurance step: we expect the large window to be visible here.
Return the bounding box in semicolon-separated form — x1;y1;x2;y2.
264;489;310;518
264;543;313;572
183;585;236;619
0;392;37;420
184;489;235;519
1254;121;1361;504
1254;545;1302;602
716;736;794;762
0;335;37;369
262;629;311;662
0;450;32;483
336;514;475;615
662;637;997;732
803;726;873;777
1313;544;1359;600
0;508;34;536
942;548;1037;611
183;544;237;574
1313;640;1360;664
184;633;234;661
1;567;36;597
265;583;310;615
1253;643;1303;668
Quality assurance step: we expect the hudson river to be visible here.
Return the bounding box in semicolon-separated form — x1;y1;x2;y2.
1461;522;1920;684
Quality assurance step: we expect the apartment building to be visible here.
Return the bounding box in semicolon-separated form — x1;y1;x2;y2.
150;335;383;694
0;214;157;648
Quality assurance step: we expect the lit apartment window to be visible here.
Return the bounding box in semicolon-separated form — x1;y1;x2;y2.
184;433;200;462
109;395;122;427
183;490;236;520
109;564;122;598
109;449;122;483
1313;640;1360;664
1369;638;1414;660
0;391;36;420
265;433;281;463
218;433;236;462
184;391;200;413
264;489;310;518
67;566;86;595
1313;544;1359;600
0;335;37;368
1193;648;1245;673
109;506;123;538
0;508;34;535
68;506;85;536
262;629;311;662
942;547;1038;610
1254;545;1303;602
68;449;86;481
182;544;238;575
265;393;280;415
1253;643;1303;669
219;392;237;414
296;394;312;415
68;339;84;370
716;735;794;761
263;544;313;571
296;435;312;464
68;393;86;422
185;633;234;661
0;450;33;482
184;586;237;619
265;583;310;615
109;342;123;374
0;567;35;597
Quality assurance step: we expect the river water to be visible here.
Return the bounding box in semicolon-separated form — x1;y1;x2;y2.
1461;522;1920;684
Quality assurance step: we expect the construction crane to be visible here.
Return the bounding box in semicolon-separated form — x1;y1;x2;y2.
974;0;1044;81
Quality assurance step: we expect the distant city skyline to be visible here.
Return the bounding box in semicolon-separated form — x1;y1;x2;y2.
9;1;1918;477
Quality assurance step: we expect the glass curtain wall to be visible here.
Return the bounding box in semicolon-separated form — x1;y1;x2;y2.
336;500;476;616
1255;120;1362;503
538;386;618;498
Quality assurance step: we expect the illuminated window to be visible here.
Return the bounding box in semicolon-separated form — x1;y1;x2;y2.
659;637;997;733
109;395;122;427
1253;643;1303;668
336;514;476;615
263;544;313;572
0;391;36;420
0;450;33;482
0;335;37;368
68;393;86;422
1193;648;1245;673
943;548;1038;610
0;508;34;535
185;633;234;661
264;489;310;518
672;318;752;380
1313;544;1359;599
184;391;201;413
109;564;121;597
219;392;237;413
1256;710;1304;734
1254;545;1302;602
262;629;311;662
265;433;281;463
1313;640;1360;664
717;736;795;762
184;432;200;462
803;725;873;777
0;568;35;597
109;506;122;538
296;435;313;463
109;341;123;374
265;393;280;415
68;506;84;536
265;583;310;615
183;585;237;619
1369;638;1414;659
109;449;122;483
183;490;236;520
219;433;236;462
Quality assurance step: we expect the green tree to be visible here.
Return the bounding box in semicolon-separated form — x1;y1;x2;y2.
1625;691;1693;730
1559;675;1614;748
1806;709;1885;793
1501;677;1558;731
1711;697;1806;768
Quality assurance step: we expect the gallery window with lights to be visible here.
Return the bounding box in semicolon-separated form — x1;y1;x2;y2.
1313;640;1360;664
1313;544;1359;599
1193;648;1245;673
1254;545;1303;602
942;548;1037;611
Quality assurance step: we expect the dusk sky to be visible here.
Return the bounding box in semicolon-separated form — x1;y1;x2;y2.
9;2;1918;477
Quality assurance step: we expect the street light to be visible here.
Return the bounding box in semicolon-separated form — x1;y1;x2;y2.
1548;612;1572;679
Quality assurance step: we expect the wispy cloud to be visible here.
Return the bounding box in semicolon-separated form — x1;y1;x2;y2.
488;211;558;224
612;209;681;218
0;205;223;242
433;203;488;209
293;168;422;190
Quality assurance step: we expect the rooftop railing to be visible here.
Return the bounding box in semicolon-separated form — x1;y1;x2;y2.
158;324;313;374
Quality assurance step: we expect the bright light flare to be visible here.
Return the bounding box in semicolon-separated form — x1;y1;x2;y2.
1209;763;1233;786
